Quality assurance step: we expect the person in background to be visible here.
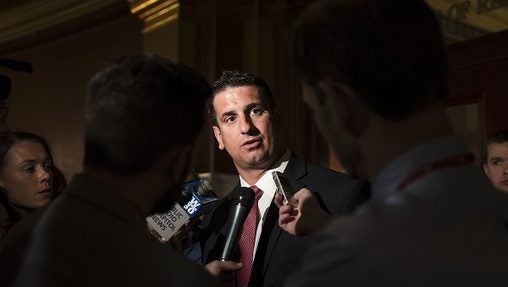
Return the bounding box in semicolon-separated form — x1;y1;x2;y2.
12;54;220;287
483;129;508;193
276;0;508;286
0;131;53;242
201;70;369;287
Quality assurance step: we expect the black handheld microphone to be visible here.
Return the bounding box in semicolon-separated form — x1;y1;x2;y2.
220;187;255;261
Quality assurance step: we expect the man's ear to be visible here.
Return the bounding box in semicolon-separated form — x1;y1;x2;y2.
483;163;491;179
319;80;369;138
156;145;193;187
212;125;225;150
316;81;348;109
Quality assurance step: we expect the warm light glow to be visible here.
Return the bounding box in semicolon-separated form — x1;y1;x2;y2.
139;1;178;19
129;0;179;33
130;0;159;14
143;3;179;23
143;14;178;33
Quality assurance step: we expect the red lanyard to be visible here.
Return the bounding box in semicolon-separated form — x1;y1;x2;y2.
396;152;476;192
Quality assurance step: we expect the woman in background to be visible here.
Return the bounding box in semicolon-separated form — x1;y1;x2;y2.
0;131;53;241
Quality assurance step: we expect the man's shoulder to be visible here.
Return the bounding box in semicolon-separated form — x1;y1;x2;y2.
38;192;98;227
288;155;361;184
324;203;380;240
320;188;470;249
123;236;221;286
287;156;370;213
15;230;219;287
322;199;418;247
29;190;141;255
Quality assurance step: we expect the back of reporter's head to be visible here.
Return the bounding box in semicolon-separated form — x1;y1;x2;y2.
294;0;446;120
84;54;211;175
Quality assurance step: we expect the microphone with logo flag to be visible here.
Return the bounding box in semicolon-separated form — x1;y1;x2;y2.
146;178;219;242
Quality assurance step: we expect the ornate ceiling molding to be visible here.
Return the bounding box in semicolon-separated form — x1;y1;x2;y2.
128;0;179;33
427;0;508;41
0;0;506;48
0;0;123;46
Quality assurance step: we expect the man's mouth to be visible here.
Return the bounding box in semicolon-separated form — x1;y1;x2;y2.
242;138;262;150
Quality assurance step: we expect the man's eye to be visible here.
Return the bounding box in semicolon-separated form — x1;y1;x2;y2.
492;160;502;166
224;116;236;123
250;108;265;116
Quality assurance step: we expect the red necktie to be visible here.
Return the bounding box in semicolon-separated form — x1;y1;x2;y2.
236;185;262;287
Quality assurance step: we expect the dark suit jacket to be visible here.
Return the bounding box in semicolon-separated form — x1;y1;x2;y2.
200;156;370;287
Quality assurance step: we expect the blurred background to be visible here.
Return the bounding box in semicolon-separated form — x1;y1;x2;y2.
0;0;507;191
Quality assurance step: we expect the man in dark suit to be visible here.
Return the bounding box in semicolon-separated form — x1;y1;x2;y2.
201;70;369;287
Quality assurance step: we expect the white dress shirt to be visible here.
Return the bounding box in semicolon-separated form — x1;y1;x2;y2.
239;149;291;260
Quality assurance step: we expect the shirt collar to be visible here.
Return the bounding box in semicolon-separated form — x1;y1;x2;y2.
239;149;291;197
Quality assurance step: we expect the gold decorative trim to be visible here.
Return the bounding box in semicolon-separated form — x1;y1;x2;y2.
128;0;179;33
0;0;122;45
427;0;508;41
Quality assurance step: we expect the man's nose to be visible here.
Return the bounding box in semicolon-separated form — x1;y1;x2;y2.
502;162;508;174
240;115;255;134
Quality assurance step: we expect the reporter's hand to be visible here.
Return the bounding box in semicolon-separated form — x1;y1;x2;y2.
275;188;332;236
205;260;243;283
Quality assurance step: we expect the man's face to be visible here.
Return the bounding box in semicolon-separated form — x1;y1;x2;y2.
483;142;508;193
212;86;279;172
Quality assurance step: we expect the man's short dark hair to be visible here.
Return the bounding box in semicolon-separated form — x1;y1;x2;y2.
84;54;211;175
293;0;447;120
208;70;275;123
484;129;508;163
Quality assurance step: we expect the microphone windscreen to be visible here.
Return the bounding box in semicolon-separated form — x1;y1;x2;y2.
233;187;255;208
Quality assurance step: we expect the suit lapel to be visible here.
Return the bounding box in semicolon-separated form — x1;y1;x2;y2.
256;202;282;276
201;185;238;263
283;155;308;188
253;155;308;278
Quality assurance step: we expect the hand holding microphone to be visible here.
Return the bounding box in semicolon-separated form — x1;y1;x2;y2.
205;260;243;283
